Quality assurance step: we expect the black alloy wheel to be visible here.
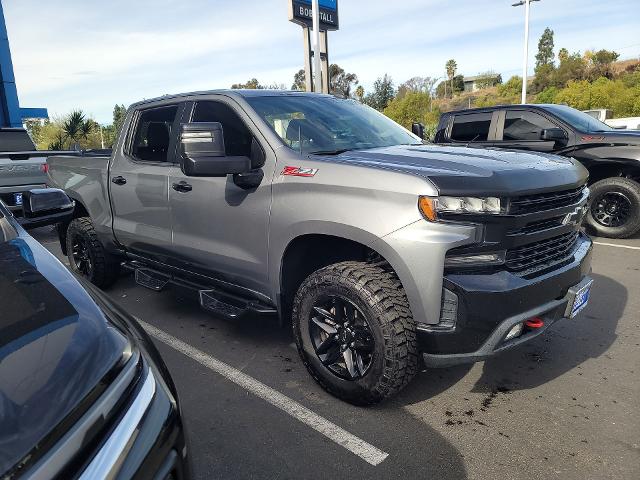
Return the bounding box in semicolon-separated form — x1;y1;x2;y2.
71;234;93;276
309;296;375;380
591;191;632;228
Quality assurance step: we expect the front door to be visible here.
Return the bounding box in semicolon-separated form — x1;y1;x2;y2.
494;109;563;152
109;103;181;262
168;98;275;294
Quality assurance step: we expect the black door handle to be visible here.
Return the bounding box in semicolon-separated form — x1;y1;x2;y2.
172;181;192;193
111;176;127;185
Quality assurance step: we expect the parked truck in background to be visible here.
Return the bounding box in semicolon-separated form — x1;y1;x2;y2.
583;108;640;130
435;104;640;238
0;128;50;216
47;90;593;405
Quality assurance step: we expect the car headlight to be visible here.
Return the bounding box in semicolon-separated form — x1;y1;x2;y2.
418;196;502;221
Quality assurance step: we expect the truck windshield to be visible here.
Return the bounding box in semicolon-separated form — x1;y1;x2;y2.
245;95;420;154
543;104;613;133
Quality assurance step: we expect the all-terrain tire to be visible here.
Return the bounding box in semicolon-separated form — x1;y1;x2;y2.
66;217;120;288
292;261;418;405
585;177;640;239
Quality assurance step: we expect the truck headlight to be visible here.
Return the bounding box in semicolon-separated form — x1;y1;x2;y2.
419;196;502;221
444;251;506;267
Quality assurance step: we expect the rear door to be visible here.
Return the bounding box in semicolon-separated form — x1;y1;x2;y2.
493;109;564;152
109;103;183;261
168;98;275;293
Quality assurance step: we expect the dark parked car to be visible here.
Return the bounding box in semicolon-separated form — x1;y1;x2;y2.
434;104;640;238
0;190;190;479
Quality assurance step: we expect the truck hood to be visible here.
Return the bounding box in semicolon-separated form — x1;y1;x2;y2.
0;220;127;475
315;144;588;196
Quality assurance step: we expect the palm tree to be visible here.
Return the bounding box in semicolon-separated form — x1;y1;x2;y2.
355;85;365;102
63;110;86;148
445;59;457;98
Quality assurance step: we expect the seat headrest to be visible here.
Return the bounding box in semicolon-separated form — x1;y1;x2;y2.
285;119;313;142
146;122;170;149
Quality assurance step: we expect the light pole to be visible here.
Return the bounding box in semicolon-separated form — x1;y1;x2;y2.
512;0;540;104
311;0;322;93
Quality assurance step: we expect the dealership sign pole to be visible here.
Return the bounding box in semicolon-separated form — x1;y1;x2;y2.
289;0;339;93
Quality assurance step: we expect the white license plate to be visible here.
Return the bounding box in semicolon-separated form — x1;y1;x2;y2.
14;193;23;206
569;280;593;318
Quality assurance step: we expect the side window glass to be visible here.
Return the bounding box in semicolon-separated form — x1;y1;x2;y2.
503;111;556;141
192;101;253;157
450;112;492;141
130;105;178;162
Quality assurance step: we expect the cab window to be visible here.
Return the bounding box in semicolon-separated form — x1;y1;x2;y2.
502;110;557;141
130;105;178;162
450;112;492;141
192;101;252;157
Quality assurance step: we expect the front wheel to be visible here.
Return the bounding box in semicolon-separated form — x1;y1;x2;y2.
66;217;120;288
585;177;640;238
292;261;418;405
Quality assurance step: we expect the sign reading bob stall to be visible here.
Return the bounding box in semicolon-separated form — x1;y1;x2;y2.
289;0;339;31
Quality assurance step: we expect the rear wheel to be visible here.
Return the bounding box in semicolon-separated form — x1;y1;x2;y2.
66;217;120;288
586;177;640;238
292;261;418;405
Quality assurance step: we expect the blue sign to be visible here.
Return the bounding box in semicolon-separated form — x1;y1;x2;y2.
299;0;337;11
289;0;339;30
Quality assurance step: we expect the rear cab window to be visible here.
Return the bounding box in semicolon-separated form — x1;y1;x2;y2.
129;105;179;163
450;112;493;142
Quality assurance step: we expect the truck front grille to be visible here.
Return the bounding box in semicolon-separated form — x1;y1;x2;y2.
508;186;586;215
505;231;579;272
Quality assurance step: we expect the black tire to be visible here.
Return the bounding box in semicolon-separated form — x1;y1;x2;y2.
66;217;120;288
585;177;640;239
292;261;418;405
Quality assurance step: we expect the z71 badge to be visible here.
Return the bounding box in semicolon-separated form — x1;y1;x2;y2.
281;166;318;177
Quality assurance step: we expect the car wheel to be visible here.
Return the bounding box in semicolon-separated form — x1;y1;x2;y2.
292;261;418;405
66;217;120;288
585;177;640;239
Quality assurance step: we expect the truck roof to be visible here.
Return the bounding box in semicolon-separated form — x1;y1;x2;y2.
131;89;332;108
444;104;569;115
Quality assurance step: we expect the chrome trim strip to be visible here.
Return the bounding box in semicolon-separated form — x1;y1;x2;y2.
24;350;140;480
79;368;156;480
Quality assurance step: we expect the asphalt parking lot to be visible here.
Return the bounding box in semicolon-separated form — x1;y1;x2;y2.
33;228;639;480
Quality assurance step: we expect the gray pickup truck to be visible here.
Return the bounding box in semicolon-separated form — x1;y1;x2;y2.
0;128;50;217
48;90;593;404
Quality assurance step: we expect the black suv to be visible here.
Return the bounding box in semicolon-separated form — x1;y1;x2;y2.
434;104;640;238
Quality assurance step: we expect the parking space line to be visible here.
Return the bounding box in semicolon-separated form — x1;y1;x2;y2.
139;320;389;466
593;241;640;250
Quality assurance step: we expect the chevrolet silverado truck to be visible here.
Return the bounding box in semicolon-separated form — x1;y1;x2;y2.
47;90;593;405
434;104;640;238
0;127;71;222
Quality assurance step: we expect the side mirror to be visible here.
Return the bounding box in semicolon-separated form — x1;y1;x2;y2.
411;122;425;139
540;128;567;143
179;122;251;177
18;188;74;229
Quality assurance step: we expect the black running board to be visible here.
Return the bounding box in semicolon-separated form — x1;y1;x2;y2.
122;262;277;320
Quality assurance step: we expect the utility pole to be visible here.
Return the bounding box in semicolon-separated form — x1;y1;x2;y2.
312;0;322;93
512;0;540;104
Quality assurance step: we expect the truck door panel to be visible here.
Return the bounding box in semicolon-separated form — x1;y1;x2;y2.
168;99;274;294
109;103;182;261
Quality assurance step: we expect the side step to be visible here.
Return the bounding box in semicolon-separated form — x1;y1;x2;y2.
135;268;169;291
123;262;277;320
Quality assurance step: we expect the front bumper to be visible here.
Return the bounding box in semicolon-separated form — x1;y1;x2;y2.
420;233;593;367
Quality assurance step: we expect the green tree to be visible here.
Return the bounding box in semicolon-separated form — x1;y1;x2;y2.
535;27;555;69
445;59;457;98
553;50;586;87
355;85;365;102
396;76;436;100
364;74;395;110
231;78;263;89
292;69;306;90
588;49;620;80
475;72;502;89
383;91;440;140
329;64;358;97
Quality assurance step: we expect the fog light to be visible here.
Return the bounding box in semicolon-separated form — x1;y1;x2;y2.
505;322;524;341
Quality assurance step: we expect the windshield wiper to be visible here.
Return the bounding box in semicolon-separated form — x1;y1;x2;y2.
309;148;353;155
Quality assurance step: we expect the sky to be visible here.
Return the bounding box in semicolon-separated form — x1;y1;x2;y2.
3;0;639;124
